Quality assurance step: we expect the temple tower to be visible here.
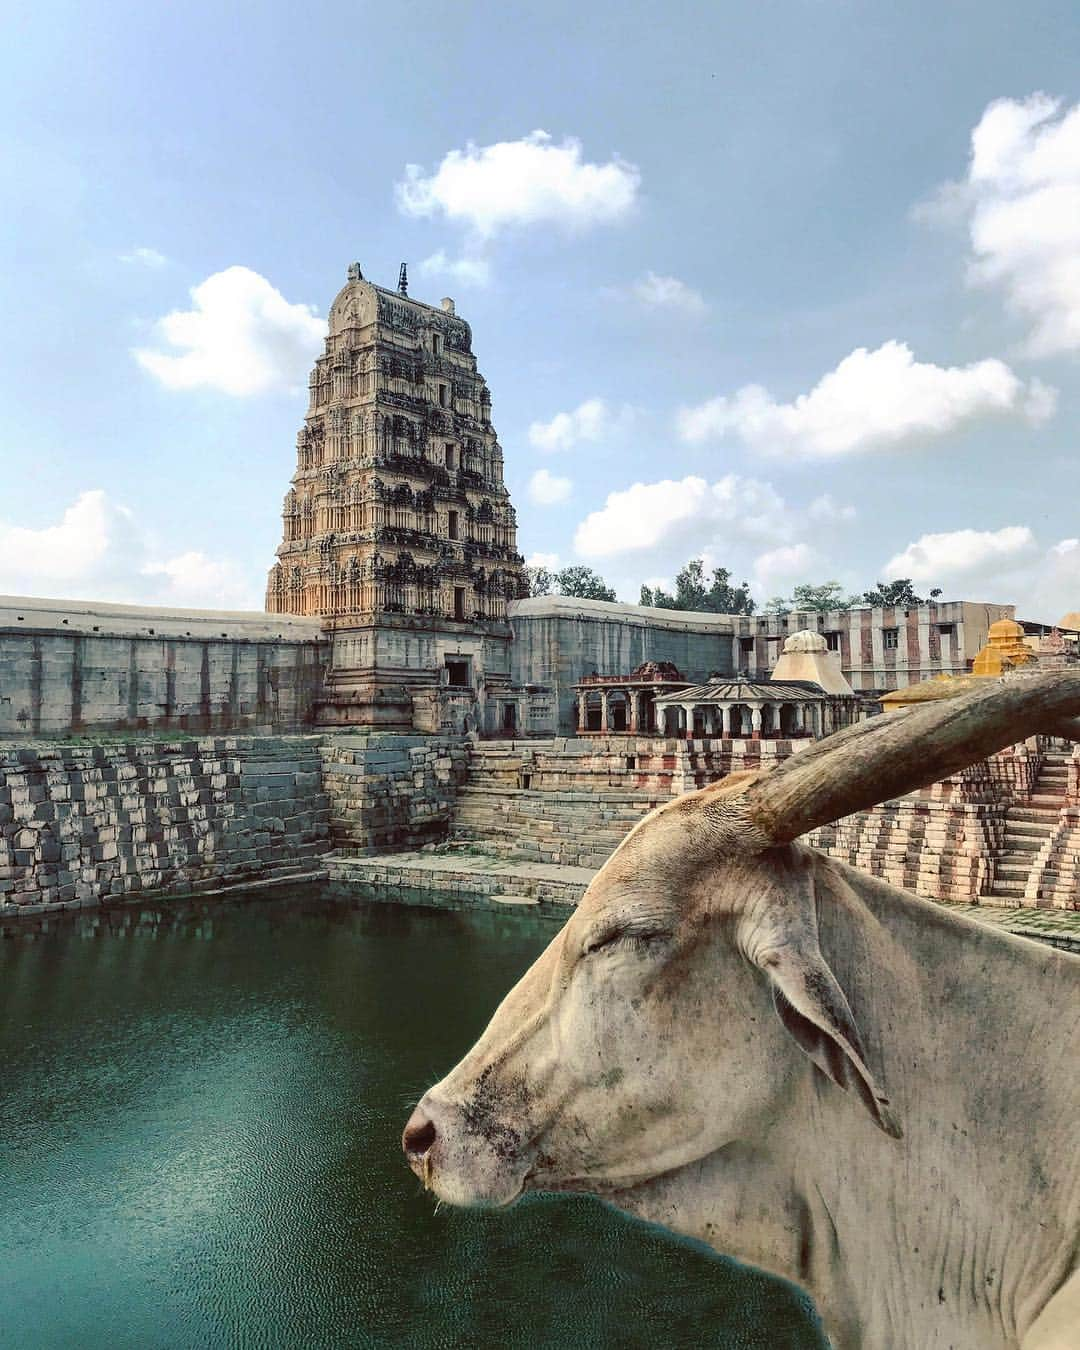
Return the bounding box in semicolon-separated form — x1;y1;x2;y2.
266;264;527;731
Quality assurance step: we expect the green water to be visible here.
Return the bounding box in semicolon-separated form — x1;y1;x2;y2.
0;890;827;1348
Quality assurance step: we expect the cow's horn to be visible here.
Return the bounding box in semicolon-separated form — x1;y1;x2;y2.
742;669;1080;846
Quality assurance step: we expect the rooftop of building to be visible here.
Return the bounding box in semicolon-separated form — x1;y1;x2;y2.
655;678;827;704
509;595;737;631
0;596;325;642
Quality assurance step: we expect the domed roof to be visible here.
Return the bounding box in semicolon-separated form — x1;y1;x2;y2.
987;617;1025;641
1058;611;1080;632
782;629;828;654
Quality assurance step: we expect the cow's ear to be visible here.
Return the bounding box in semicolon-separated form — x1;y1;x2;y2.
760;945;902;1139
734;847;902;1139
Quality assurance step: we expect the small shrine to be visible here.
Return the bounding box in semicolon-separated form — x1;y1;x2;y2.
573;661;688;733
971;617;1036;677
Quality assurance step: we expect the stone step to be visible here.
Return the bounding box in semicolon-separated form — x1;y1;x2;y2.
1006;824;1058;838
989;879;1029;897
1009;807;1063;824
999;837;1042;858
1029;792;1067;807
996;863;1036;880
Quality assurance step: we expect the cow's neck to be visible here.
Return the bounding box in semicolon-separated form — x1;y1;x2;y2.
615;864;1079;1350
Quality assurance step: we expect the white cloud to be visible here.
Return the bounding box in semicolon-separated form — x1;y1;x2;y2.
526;551;561;570
120;246;168;268
528;468;573;506
922;94;1080;356
808;493;857;523
133;266;325;397
880;523;1080;621
884;525;1038;582
753;543;821;591
630;271;707;315
677;340;1055;458
528;397;620;452
0;490;260;609
419;249;491;288
574;474;791;559
395;130;640;238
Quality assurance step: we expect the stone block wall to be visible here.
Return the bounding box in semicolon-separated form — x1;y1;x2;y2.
986;737;1043;800
446;736;811;868
320;734;471;852
807;762;1008;901
0;737;331;917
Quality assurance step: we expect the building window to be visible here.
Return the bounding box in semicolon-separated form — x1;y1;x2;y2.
453;586;466;621
883;627;899;650
739;637;755;653
445;658;469;687
448;510;459;541
445;442;455;470
825;631;840;651
438;383;448;408
937;623;955;636
432;334;441;356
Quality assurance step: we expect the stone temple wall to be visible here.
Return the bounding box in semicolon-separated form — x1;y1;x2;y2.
320;734;471;852
0;598;328;737
0;737;331;918
509;597;736;734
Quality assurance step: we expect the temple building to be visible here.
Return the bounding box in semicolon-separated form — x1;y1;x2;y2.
572;632;858;739
265;265;527;731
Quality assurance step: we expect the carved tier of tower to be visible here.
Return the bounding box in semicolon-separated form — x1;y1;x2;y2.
266;264;527;624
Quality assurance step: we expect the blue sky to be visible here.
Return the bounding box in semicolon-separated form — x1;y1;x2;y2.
1;0;1078;621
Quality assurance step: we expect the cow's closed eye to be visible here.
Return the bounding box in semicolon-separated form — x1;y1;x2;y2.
584;928;672;956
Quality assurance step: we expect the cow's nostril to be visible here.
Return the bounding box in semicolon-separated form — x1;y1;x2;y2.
403;1108;437;1158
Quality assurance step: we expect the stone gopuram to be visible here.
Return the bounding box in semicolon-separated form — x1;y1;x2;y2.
266;264;527;732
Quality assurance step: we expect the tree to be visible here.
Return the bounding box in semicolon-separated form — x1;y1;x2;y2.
554;566;617;601
524;564;553;597
862;578;925;607
640;558;755;614
767;582;860;614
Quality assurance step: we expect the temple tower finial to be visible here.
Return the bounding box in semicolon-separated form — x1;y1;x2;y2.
398;262;408;296
347;262;363;282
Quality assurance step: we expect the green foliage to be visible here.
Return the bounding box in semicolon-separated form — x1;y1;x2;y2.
767;581;861;614
861;578;926;607
524;564;553;597
640;559;755;614
552;566;617;601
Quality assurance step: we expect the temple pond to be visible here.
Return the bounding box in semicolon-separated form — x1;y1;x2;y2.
0;889;827;1348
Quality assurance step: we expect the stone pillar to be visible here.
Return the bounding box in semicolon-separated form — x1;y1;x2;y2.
628;690;639;733
790;704;801;736
600;690;610;733
577;692;587;733
656;704;667;736
751;707;763;740
721;704;731;738
682;703;696;739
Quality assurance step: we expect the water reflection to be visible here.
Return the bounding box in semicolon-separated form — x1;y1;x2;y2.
0;889;827;1348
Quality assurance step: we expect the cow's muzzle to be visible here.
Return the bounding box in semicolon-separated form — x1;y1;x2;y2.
402;1106;437;1179
402;1092;530;1208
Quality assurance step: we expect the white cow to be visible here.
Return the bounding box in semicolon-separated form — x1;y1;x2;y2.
404;671;1080;1349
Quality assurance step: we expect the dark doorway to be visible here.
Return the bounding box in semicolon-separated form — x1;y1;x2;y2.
453;587;466;621
502;703;517;733
445;659;470;688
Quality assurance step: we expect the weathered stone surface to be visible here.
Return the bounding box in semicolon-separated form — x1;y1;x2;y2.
0;735;331;918
0;599;328;737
